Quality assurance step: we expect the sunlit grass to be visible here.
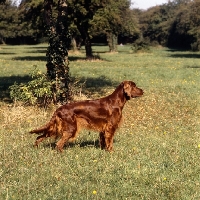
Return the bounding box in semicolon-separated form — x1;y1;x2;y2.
0;44;200;199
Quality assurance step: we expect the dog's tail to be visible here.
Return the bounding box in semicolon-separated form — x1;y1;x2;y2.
29;114;57;135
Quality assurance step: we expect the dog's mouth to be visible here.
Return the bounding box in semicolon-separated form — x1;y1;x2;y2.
132;94;143;98
125;88;144;100
131;90;144;98
126;93;143;100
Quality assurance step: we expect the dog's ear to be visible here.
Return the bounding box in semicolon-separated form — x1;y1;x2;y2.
123;81;132;97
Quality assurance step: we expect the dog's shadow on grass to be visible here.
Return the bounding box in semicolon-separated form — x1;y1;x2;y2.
42;137;116;151
68;140;101;150
43;139;100;150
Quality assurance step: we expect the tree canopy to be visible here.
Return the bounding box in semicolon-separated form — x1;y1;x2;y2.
1;0;200;51
138;0;200;50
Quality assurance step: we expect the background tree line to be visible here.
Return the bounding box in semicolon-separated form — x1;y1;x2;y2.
1;0;200;51
0;0;139;55
138;0;200;51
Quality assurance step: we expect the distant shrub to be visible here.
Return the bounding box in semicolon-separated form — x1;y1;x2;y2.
131;39;151;53
9;66;53;106
191;40;200;51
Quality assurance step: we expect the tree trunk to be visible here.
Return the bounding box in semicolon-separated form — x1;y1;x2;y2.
44;0;71;103
77;24;93;59
107;32;118;52
71;37;78;52
85;35;93;59
0;36;5;44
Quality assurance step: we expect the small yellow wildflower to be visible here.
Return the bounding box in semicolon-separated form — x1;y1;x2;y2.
93;190;97;195
198;144;200;148
163;177;167;181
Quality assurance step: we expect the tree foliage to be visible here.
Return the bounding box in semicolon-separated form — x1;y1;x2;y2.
18;0;45;42
91;0;139;52
138;0;200;50
1;0;200;51
168;0;200;50
0;0;18;43
67;0;107;58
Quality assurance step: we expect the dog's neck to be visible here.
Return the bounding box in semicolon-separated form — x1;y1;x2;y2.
108;83;127;108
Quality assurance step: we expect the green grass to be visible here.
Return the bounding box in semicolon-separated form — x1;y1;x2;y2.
0;44;200;199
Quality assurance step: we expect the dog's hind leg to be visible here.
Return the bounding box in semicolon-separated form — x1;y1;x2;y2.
56;131;74;152
33;123;57;147
56;120;78;152
56;117;80;152
34;133;47;147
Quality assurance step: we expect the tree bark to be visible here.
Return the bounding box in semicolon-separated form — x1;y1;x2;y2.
107;32;118;52
77;25;93;59
71;37;78;52
85;35;93;58
44;0;71;103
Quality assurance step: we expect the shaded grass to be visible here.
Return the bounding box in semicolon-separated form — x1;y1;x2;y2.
0;44;200;199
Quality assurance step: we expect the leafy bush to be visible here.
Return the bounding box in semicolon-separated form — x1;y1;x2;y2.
9;66;53;106
131;38;151;53
191;40;200;51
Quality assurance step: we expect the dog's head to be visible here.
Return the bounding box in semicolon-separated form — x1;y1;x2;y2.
123;81;143;100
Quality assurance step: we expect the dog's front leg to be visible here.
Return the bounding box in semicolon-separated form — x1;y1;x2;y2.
104;132;115;152
99;132;106;149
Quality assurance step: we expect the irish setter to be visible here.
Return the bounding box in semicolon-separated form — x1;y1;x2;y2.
30;81;143;152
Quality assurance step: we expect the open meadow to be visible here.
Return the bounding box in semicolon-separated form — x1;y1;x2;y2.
0;44;200;199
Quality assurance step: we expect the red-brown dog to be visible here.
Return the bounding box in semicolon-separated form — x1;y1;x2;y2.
30;81;143;152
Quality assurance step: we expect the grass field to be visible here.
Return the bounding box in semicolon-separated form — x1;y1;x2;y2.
0;44;200;199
